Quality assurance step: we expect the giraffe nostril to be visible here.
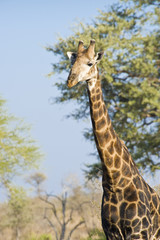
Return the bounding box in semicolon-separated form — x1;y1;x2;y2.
70;73;77;80
67;77;79;88
67;73;78;88
67;73;76;81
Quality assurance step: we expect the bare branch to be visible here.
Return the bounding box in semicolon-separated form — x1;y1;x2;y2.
47;193;62;202
51;207;62;227
40;195;62;227
44;208;59;240
39;195;55;206
67;221;85;240
66;208;74;225
40;191;86;240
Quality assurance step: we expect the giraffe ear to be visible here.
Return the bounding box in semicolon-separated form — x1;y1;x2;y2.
95;51;104;63
67;52;77;65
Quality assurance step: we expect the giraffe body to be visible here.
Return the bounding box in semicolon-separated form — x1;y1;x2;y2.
67;40;160;239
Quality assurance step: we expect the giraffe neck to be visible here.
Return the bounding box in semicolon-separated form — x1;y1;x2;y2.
87;76;136;191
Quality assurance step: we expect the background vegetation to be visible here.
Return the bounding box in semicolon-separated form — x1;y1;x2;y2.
0;176;104;240
0;0;159;239
0;97;42;189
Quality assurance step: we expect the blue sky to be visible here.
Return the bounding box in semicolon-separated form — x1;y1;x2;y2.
0;0;158;198
0;0;117;196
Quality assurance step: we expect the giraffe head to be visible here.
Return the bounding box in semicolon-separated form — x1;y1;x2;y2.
67;40;104;88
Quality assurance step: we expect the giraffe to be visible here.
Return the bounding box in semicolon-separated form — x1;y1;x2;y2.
66;39;160;239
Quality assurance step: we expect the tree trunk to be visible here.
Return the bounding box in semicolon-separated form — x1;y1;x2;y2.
15;227;20;240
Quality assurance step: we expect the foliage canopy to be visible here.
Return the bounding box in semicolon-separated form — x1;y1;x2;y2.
0;97;42;187
47;0;160;178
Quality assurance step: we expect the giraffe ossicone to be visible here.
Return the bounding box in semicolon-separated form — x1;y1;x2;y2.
67;39;160;239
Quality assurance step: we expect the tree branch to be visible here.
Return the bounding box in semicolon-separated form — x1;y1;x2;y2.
44;208;59;240
66;208;74;225
40;195;62;227
67;221;85;240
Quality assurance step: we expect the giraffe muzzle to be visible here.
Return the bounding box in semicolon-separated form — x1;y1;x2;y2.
67;74;79;88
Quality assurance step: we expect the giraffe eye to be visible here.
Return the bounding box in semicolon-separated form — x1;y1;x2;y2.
87;62;93;67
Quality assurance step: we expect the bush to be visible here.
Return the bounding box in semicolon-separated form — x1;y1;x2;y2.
82;229;106;240
26;233;52;240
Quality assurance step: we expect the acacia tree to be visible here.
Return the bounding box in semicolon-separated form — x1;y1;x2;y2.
0;96;42;238
47;0;160;178
6;187;31;240
27;172;47;196
0;97;42;188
